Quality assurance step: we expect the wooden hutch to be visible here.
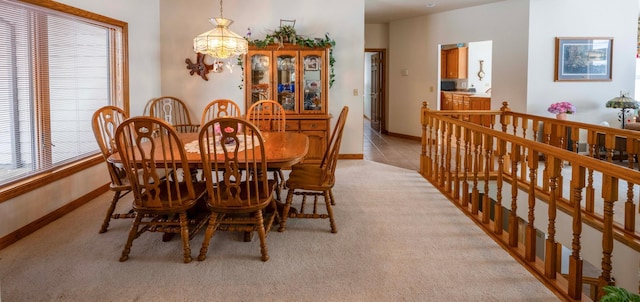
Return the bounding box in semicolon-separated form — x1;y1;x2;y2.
245;43;331;163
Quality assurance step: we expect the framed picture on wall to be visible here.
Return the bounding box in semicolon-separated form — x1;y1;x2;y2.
554;37;613;81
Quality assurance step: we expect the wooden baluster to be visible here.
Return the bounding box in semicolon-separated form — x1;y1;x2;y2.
541;122;552;192
585;130;597;214
568;165;586;299
453;124;461;200
597;175;617;299
439;120;446;187
471;131;482;215
426;114;433;179
531;119;539;141
526;149;539;262
545;155;561;279
482;133;493;224
495;136;505;235
462;128;471;207
571;125;580;154
445;122;453;193
605;134;614;163
625;138;636;232
509;144;521;247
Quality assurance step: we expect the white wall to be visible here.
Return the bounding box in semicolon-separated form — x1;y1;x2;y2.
159;0;365;156
388;0;530;137
527;0;638;128
467;40;493;93
0;0;162;239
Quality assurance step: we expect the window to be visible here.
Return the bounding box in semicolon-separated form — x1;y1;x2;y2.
0;0;128;190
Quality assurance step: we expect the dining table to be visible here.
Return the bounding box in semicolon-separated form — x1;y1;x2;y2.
108;131;309;171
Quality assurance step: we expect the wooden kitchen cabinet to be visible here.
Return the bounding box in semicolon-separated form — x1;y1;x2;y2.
440;92;453;110
245;44;331;163
441;47;468;79
440;92;491;126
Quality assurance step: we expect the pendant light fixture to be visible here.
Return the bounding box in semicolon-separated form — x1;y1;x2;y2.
193;0;248;59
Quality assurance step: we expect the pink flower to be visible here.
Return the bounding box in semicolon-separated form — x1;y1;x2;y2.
224;126;234;133
547;101;576;114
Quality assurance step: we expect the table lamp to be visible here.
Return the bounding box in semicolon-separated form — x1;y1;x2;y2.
605;91;639;129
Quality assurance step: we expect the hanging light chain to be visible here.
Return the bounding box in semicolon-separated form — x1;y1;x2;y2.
219;0;224;19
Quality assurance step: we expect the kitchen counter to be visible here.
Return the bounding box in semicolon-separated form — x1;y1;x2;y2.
441;91;491;97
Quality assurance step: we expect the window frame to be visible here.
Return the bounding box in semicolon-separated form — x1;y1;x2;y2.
0;0;129;202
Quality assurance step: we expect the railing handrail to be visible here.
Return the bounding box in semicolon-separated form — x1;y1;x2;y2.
420;101;640;301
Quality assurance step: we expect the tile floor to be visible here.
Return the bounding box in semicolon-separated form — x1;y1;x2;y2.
363;119;422;171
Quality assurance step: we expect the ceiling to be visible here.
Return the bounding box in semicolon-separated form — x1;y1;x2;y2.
365;0;506;23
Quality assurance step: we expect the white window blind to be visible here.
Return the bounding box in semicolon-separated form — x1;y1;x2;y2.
0;0;126;186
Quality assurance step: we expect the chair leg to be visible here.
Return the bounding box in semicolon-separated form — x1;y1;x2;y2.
255;210;269;261
324;190;337;233
329;189;336;206
273;170;282;201
278;189;295;232
120;214;142;262
179;212;192;263
198;213;219;261
99;191;121;233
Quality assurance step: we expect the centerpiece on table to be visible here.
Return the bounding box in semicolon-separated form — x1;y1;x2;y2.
547;101;576;120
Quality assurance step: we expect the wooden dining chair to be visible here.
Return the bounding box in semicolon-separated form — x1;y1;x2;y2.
197;117;279;262
115;116;209;263
148;96;199;133
278;106;349;233
246;99;286;132
91;106;136;233
201;99;241;125
246;100;287;200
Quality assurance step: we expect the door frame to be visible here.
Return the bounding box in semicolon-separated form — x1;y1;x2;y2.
365;48;387;134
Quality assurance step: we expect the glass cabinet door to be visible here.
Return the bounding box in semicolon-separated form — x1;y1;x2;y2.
275;51;298;113
248;51;271;107
301;51;325;114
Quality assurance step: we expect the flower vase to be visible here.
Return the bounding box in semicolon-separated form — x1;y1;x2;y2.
556;113;568;120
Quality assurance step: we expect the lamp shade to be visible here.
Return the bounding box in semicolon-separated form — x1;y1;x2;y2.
193;17;248;59
605;94;639;109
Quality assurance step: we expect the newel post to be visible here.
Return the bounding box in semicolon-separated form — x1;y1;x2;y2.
500;102;511;133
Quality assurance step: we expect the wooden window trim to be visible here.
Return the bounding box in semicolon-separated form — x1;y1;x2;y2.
0;0;129;202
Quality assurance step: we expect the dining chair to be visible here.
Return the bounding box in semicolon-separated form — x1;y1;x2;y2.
201;99;242;125
115;116;209;263
246;99;286;132
92;106;135;233
278;106;349;233
197;117;279;262
246;100;287;200
148;96;199;133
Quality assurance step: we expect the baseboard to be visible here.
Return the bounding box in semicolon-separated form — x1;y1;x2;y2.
0;183;110;250
385;131;421;142
339;154;364;159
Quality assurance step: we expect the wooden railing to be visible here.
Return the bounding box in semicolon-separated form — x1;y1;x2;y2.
420;101;640;301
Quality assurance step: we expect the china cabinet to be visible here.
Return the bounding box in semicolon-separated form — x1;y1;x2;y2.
245;44;331;163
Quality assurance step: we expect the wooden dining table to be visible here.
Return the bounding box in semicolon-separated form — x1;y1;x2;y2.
108;131;309;170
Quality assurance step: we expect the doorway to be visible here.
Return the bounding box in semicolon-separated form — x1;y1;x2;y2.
364;48;386;134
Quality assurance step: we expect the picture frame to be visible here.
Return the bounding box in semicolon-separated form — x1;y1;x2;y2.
304;57;319;71
554;37;613;81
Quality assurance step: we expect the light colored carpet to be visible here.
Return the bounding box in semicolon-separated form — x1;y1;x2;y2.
0;160;559;301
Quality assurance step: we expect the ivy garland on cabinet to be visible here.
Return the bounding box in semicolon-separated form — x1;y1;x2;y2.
237;28;336;89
